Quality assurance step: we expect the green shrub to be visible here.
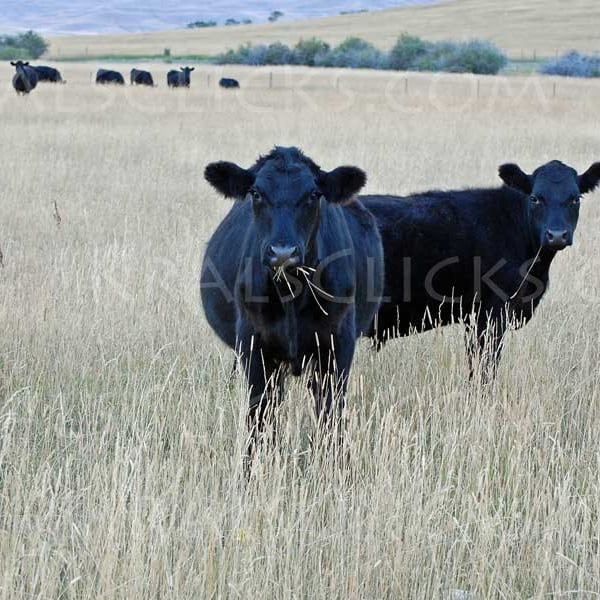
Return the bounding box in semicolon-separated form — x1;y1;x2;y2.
293;38;330;66
264;42;293;65
389;34;429;70
436;40;507;74
540;51;600;78
0;46;29;60
0;30;48;59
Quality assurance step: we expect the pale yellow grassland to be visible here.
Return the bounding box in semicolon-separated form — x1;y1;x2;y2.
47;0;600;60
1;61;600;598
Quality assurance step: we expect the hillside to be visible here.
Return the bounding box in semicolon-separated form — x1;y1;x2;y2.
0;1;435;36
46;0;600;60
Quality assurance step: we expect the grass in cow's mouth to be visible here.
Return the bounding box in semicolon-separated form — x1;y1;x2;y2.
272;265;334;315
273;265;296;298
298;266;335;316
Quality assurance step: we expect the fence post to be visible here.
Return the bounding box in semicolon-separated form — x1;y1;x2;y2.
269;72;273;89
477;79;480;98
553;82;557;98
404;77;408;94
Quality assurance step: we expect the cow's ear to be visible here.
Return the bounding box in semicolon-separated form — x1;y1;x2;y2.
578;162;600;194
204;161;255;200
319;166;366;204
10;61;15;66
24;62;29;66
191;67;195;71
498;163;532;194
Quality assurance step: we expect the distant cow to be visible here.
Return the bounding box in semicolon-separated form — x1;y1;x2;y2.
167;66;194;87
201;146;383;460
11;61;38;94
32;65;64;83
130;68;154;86
219;77;239;88
95;69;125;85
363;160;600;377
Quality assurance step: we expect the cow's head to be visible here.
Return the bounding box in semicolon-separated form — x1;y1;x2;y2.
499;160;600;250
180;66;194;84
205;146;366;270
10;60;29;69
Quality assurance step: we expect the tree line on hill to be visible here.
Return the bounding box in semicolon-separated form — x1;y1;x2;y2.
187;10;284;28
216;34;509;75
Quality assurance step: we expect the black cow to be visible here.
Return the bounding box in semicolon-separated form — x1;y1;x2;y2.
95;69;125;85
363;160;600;376
201;147;383;459
219;77;240;88
11;61;38;94
32;65;64;83
167;66;194;87
130;68;154;86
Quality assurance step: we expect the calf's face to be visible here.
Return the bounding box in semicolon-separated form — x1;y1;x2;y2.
499;160;600;250
10;60;29;73
205;148;365;270
180;66;194;84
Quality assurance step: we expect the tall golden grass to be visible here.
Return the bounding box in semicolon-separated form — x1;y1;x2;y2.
47;0;600;59
1;62;600;598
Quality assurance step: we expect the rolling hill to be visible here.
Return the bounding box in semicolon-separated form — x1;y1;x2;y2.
43;0;600;61
1;1;435;36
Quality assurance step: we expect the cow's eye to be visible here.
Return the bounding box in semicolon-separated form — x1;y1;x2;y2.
571;195;581;206
249;189;262;203
309;190;321;203
530;195;543;205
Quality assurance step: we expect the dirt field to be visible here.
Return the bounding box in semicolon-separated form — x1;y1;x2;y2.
46;0;600;59
1;61;600;598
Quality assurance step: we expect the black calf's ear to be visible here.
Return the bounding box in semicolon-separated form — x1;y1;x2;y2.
578;162;600;194
498;163;533;193
204;161;255;200
10;61;15;66
320;166;367;204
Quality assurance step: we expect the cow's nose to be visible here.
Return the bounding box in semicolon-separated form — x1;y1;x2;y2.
544;229;570;248
266;245;301;268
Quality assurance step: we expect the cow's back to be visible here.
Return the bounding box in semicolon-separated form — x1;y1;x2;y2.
362;188;530;335
167;71;179;86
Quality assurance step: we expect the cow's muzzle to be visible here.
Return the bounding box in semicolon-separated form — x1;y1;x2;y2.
543;229;572;250
265;245;301;269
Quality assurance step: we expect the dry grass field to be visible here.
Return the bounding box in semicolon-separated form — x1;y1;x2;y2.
47;0;600;60
2;61;600;598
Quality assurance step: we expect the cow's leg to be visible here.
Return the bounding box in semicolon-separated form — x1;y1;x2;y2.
466;307;506;381
238;334;285;467
309;320;356;440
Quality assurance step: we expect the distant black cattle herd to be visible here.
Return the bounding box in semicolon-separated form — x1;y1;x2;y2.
9;61;240;94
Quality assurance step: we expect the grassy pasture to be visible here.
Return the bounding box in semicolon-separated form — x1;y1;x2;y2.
46;0;600;60
1;62;600;598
